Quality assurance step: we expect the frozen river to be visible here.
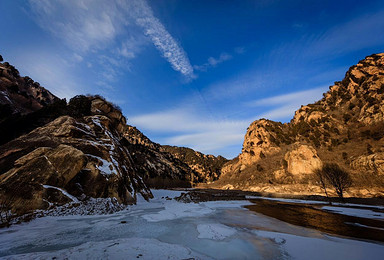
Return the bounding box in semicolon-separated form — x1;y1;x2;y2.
1;190;384;259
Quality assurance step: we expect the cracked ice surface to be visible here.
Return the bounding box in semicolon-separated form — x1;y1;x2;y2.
0;190;384;259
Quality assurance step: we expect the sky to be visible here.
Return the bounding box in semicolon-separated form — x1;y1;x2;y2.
1;0;383;158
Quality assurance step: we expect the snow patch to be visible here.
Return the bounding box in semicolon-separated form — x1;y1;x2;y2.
345;222;384;231
322;206;384;220
38;197;126;217
5;238;210;260
91;117;104;129
86;154;117;176
197;223;237;240
254;230;384;260
246;196;326;205
42;185;79;203
0;90;12;103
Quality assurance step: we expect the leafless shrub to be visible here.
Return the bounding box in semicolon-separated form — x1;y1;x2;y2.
0;195;14;227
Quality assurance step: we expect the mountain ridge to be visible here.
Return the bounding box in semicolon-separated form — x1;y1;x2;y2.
207;53;384;198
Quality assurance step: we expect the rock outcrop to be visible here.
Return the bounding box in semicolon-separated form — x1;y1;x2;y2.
351;152;384;174
212;53;384;197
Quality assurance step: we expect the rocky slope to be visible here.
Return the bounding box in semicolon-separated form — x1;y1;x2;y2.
0;96;153;214
162;145;228;183
122;126;197;188
212;53;384;197
0;57;58;121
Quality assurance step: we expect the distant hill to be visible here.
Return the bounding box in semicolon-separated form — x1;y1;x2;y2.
162;145;228;183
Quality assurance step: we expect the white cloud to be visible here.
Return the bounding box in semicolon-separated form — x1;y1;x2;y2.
130;108;249;156
167;132;244;153
194;52;232;72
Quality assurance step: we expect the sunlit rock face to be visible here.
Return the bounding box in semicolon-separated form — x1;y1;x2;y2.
284;144;322;176
212;53;384;197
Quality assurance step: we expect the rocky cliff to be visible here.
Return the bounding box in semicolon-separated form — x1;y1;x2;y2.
213;53;384;197
162;145;228;183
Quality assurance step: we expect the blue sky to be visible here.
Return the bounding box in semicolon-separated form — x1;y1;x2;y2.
1;0;383;158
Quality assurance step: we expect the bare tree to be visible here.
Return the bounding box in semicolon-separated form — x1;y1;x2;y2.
314;163;352;201
314;168;331;204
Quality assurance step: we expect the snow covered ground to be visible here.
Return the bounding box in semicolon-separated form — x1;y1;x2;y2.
0;190;384;259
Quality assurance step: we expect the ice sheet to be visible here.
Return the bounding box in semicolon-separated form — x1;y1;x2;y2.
247;196;384;209
5;238;211;260
1;189;383;259
254;230;384;260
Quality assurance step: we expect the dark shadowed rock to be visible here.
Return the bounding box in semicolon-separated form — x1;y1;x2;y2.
0;59;58;120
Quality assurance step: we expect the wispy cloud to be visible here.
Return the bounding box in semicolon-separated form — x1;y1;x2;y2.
246;87;328;121
194;52;232;72
246;87;326;107
310;10;384;56
130;108;248;156
127;0;194;79
11;50;85;99
117;36;148;59
234;47;246;54
28;0;194;79
29;0;128;52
